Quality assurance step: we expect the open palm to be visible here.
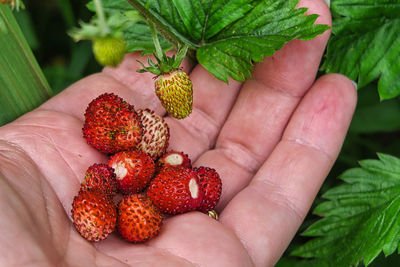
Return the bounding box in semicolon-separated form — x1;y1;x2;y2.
0;1;356;266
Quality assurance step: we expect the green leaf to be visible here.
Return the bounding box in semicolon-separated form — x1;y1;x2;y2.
322;0;400;100
124;20;172;54
292;153;400;266
87;0;133;13
97;0;328;82
0;5;52;126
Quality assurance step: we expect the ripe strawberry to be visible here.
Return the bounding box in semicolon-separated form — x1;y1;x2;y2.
117;194;163;243
92;36;126;67
155;69;193;119
157;150;191;171
147;167;203;214
108;150;155;194
71;189;117;242
137;109;169;160
83;93;142;154
80;163;117;197
193;167;222;212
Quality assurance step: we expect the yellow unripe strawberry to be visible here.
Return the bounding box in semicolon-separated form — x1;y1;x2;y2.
0;0;12;4
92;36;126;67
155;69;193;119
137;44;193;119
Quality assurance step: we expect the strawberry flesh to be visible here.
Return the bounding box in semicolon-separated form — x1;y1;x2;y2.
157;150;191;172
193;166;222;212
108;150;155;194
147;167;203;214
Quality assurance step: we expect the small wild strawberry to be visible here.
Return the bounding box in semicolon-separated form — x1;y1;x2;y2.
117;193;163;243
108;150;155;194
71;189;117;242
82;93;142;154
137;45;193;119
92;36;126;67
157;150;191;171
80;163;117;197
137;108;170;160
193;166;222;212
147;167;203;214
155;69;193;119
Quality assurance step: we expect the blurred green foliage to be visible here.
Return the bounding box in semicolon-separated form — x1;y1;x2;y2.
14;0;102;94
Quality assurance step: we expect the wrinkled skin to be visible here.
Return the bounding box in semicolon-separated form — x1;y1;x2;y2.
0;1;357;266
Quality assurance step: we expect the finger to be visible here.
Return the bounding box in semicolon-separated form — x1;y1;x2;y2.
194;0;332;208
220;74;357;266
39;52;192;120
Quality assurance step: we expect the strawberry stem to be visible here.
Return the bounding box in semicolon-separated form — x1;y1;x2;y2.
93;0;110;36
148;20;165;66
134;1;189;75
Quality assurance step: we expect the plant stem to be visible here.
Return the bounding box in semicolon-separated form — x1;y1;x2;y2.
148;20;164;61
93;0;109;36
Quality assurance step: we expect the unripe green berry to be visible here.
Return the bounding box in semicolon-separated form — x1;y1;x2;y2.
92;36;126;67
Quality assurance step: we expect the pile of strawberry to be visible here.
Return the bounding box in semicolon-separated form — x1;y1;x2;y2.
71;93;222;243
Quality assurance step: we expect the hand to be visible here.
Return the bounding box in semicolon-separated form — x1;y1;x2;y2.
0;1;356;266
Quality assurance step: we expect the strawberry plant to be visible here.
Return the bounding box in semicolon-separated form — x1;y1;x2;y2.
85;0;329;82
1;0;400;266
322;0;400;100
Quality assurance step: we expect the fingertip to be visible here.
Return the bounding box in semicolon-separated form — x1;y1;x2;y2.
283;72;357;160
317;73;358;112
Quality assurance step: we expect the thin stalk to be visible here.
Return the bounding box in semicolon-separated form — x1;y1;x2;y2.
93;0;109;36
148;21;164;62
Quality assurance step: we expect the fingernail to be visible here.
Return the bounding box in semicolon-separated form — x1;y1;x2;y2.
351;80;358;90
324;0;330;7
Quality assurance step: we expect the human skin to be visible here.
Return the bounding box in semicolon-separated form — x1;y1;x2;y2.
0;0;356;266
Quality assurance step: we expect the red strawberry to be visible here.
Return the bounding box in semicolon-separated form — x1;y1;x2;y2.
117;193;163;243
193;167;222;212
82;93;142;154
147;167;203;214
80;163;117;197
108;150;155;194
157;150;191;171
71;189;117;242
137;109;169;160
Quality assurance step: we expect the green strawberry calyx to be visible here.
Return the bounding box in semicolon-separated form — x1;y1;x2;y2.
69;0;138;42
137;21;188;76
